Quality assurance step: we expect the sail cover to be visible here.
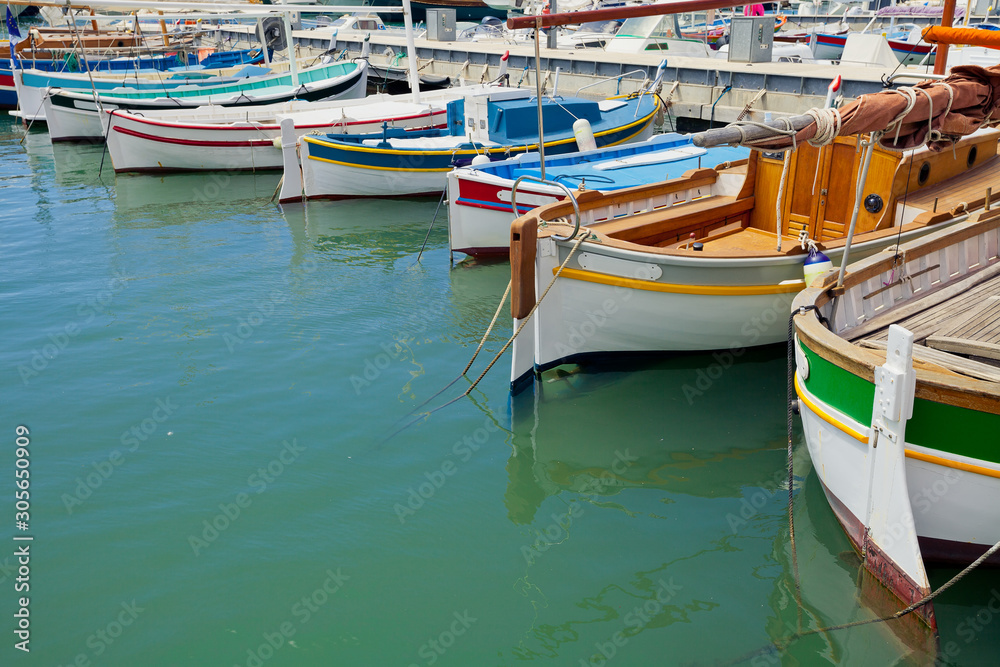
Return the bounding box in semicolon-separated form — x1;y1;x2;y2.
737;65;1000;152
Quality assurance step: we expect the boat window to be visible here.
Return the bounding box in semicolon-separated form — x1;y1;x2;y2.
968;145;978;168
359;20;377;30
578;20;620;34
918;161;930;186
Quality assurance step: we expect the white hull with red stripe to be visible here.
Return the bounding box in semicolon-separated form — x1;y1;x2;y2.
103;85;506;173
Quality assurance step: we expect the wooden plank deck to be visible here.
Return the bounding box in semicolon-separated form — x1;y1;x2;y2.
863;272;1000;380
867;272;1000;345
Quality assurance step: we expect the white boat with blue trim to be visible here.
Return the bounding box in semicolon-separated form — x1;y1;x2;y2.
447;133;750;256
292;87;662;200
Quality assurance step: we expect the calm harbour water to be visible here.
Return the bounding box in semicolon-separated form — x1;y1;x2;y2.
2;114;998;666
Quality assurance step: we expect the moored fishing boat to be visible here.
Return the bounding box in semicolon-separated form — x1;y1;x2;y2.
447;133;749;256
41;59;369;142
791;213;1000;629
105;84;506;173
507;63;1000;391
292;88;660;200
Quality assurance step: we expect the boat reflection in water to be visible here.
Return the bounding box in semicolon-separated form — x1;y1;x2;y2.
503;350;994;664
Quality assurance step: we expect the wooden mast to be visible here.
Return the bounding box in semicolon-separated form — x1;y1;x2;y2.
933;0;957;75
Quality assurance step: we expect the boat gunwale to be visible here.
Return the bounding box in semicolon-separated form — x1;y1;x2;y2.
792;212;1000;416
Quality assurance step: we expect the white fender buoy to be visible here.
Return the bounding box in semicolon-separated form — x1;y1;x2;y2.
573;118;597;152
471;154;491;167
803;247;833;286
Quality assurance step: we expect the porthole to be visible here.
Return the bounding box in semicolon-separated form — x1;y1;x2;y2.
968;145;978;168
918;161;930;186
864;194;883;213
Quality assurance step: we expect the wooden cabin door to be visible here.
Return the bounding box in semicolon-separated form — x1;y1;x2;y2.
784;143;823;239
812;141;861;241
783;139;863;243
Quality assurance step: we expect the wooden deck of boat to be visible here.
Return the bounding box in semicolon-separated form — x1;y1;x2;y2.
862;271;1000;381
900;155;1000;213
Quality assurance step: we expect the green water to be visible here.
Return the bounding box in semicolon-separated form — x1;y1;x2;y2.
2;116;999;666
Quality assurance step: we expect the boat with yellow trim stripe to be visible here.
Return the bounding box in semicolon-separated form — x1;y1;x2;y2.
792;212;1000;631
508;123;1000;392
296;87;661;199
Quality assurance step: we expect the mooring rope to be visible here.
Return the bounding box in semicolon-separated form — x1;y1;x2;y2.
385;228;590;440
763;307;1000;666
785;312;805;631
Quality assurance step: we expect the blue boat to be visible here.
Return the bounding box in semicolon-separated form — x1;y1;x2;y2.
298;88;663;199
447;132;751;256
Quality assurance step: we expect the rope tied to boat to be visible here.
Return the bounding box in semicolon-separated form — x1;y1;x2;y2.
726;117;799;152
759;306;1000;666
385;228;591;439
805;106;842;147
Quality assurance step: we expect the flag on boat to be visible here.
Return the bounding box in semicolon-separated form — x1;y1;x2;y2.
6;5;21;41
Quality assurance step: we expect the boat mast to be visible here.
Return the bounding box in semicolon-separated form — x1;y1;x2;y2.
534;16;545;181
401;0;421;103
933;0;957;75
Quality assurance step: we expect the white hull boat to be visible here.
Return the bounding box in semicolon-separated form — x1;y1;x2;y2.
508;127;1000;391
447;134;749;256
40;60;369;141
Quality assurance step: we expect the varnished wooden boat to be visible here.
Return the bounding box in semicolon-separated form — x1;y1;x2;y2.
509;128;1000;390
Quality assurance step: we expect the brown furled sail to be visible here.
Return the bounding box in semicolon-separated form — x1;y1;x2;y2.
692;65;1000;152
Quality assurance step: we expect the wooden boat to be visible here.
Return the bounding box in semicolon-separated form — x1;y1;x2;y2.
10;53;293;125
40;60;369;142
792;212;1000;629
293;88;661;200
104;85;504;173
507;123;1000;390
447;133;749;256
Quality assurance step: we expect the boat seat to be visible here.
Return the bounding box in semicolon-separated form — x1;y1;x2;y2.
589;195;755;246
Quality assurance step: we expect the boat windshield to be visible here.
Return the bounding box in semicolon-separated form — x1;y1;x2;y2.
615;16;672;39
576;20;620;35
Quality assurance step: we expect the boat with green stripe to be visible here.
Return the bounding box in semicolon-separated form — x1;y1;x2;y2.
793;212;1000;630
41;60;368;142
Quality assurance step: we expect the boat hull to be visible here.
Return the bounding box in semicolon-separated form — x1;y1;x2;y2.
106;103;447;173
41;62;368;141
301;100;658;199
448;138;749;256
795;354;1000;568
511;221;961;388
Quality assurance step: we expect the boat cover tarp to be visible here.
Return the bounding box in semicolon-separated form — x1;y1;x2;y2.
876;5;963;17
756;64;1000;152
